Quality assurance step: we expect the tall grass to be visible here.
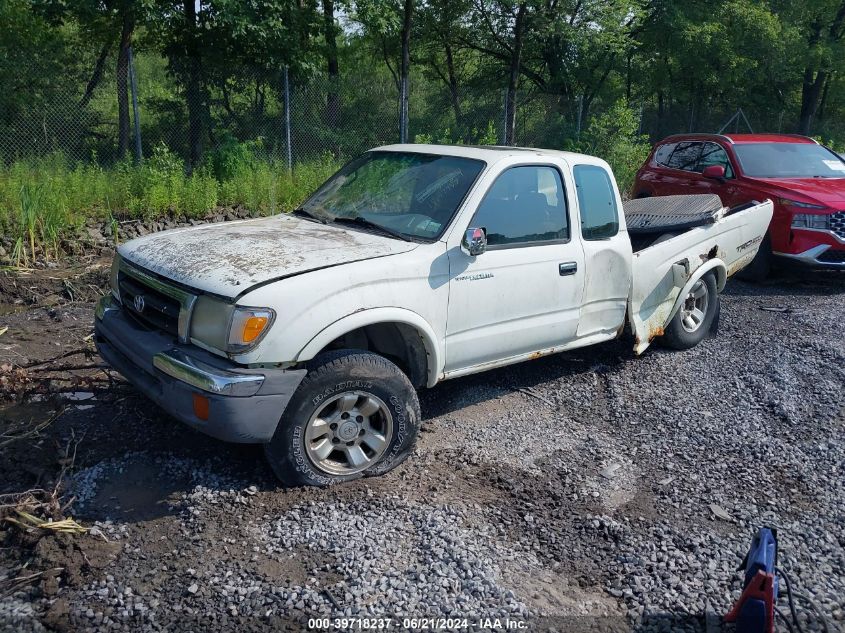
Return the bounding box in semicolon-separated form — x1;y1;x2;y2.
0;144;339;258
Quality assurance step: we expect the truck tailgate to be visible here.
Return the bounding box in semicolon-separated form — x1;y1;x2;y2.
628;200;773;354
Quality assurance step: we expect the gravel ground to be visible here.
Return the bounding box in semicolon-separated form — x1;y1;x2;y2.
0;269;843;633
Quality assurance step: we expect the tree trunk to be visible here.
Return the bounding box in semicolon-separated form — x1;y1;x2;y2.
798;67;827;136
116;14;134;159
80;42;111;110
184;0;204;167
504;3;527;145
818;73;832;121
657;90;664;137
398;0;413;143
323;0;341;135
444;40;462;126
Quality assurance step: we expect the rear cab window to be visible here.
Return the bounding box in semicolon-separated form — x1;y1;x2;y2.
573;165;620;240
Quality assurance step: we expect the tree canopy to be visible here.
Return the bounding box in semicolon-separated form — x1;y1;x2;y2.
1;0;843;165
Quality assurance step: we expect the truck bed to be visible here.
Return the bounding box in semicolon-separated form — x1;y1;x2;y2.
627;198;774;353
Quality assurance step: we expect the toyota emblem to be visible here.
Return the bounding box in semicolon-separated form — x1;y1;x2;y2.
133;294;145;313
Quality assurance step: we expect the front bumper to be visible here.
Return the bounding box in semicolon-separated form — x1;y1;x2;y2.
94;295;306;443
775;228;845;269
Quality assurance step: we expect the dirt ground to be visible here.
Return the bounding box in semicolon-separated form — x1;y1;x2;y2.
0;261;843;633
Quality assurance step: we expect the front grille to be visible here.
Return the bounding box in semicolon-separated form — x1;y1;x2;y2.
817;249;845;264
831;211;845;240
118;271;181;337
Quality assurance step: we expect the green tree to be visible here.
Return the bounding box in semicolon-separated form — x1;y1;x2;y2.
773;0;845;134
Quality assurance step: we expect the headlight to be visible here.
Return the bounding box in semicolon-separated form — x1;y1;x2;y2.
190;297;274;354
790;213;830;230
110;255;121;302
779;198;826;209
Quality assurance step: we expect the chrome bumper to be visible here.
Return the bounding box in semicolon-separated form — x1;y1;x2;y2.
153;349;264;397
774;245;845;268
94;294;306;443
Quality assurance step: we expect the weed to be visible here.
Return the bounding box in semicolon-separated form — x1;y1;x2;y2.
0;145;339;258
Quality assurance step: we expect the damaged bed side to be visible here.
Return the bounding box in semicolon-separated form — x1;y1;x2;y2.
624;195;774;354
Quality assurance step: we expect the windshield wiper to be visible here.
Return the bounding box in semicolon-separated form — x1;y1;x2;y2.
292;207;327;224
332;216;412;242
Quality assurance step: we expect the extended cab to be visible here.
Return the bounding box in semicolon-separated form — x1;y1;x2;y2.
94;145;773;486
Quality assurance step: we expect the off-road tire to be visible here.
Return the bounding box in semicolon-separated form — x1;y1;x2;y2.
264;350;421;487
662;273;719;350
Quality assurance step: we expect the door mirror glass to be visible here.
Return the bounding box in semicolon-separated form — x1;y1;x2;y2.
461;227;487;256
702;165;726;180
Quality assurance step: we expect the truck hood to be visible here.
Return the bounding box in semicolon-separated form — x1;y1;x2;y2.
118;214;418;299
746;177;845;209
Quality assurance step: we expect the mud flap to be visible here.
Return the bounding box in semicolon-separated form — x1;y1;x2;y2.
708;295;721;337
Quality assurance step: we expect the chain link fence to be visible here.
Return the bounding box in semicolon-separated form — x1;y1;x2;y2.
0;49;828;169
0;56;402;168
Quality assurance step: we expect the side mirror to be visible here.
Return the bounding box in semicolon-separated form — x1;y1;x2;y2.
461;227;487;256
702;165;726;180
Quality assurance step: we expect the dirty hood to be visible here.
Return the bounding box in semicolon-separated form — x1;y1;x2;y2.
118;214;418;299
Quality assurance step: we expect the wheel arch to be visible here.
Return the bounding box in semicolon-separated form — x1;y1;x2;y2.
296;308;443;388
666;259;726;324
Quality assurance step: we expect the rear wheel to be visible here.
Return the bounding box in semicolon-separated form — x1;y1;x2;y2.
264;350;421;487
662;273;718;350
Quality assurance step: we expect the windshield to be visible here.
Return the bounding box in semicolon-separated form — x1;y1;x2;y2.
733;143;845;178
299;151;485;240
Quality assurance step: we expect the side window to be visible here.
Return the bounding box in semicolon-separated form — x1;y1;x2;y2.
472;166;568;247
667;142;703;171
574;165;619;241
697;142;734;178
654;143;676;166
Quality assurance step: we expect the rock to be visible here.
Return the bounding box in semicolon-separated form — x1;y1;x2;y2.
709;504;733;522
86;226;104;242
601;464;622;479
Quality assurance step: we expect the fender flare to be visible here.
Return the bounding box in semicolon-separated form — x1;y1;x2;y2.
666;258;727;324
296;307;443;388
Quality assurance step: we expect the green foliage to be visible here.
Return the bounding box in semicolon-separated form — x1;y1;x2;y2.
4;0;845;232
414;121;499;146
569;101;651;198
203;135;263;180
0;150;339;258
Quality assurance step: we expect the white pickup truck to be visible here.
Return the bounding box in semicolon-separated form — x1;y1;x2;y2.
95;144;772;486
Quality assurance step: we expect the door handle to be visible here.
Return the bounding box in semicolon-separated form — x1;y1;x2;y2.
559;262;578;276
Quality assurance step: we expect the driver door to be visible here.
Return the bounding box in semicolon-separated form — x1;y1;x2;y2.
444;163;586;373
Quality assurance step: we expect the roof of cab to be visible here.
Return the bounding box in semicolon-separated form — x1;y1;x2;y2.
374;143;602;164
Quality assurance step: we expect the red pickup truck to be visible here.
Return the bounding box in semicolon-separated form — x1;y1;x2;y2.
632;133;845;279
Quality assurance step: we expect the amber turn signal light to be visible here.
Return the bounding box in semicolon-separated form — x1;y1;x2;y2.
241;315;269;343
192;393;210;421
227;307;275;352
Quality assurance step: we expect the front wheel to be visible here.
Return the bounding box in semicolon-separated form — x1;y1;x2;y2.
264;350;421;487
662;273;719;350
